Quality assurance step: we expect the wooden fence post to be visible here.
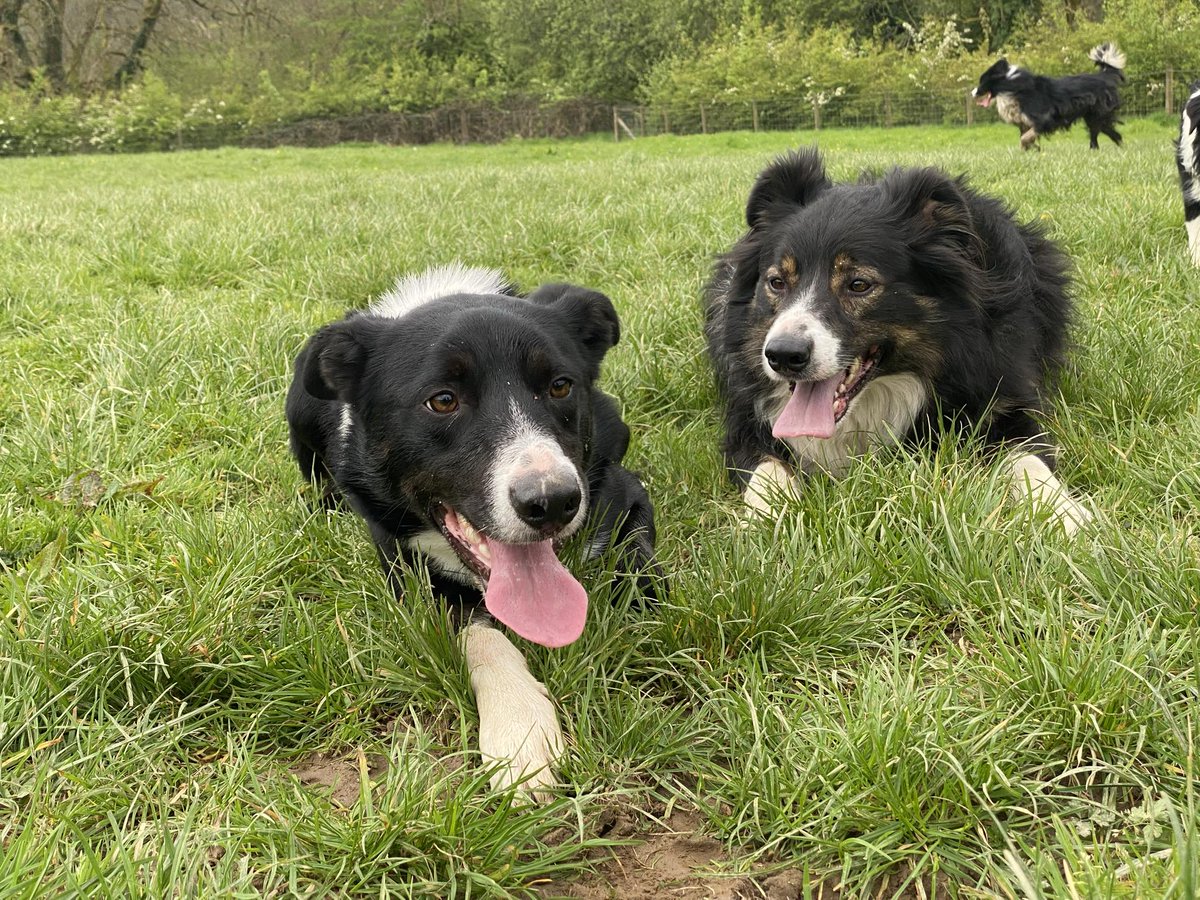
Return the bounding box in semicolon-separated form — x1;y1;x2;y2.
813;103;821;131
700;104;708;134
966;92;974;126
613;106;619;142
752;100;759;132
1166;67;1175;115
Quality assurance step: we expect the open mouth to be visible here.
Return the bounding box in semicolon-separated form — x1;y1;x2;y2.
772;345;883;439
832;346;882;423
436;505;492;581
975;92;993;108
431;504;588;649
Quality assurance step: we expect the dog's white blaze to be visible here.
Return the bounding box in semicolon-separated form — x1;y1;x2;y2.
404;527;474;582
461;623;563;801
337;403;353;444
767;373;928;478
489;400;588;544
1007;453;1092;537
761;285;843;382
1006;64;1020;79
370;263;510;319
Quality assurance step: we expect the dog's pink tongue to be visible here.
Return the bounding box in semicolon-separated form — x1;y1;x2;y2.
772;376;841;439
978;94;993;108
483;539;588;648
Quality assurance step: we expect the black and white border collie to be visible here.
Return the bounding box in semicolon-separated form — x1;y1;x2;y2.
972;43;1126;151
704;148;1091;534
287;264;659;799
1177;81;1200;267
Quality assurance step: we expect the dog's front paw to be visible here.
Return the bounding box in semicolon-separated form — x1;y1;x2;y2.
462;624;565;803
740;457;796;524
477;681;564;802
1008;452;1092;538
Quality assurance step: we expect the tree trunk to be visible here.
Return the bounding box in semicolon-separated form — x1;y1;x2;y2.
0;0;33;85
110;0;165;88
40;0;66;90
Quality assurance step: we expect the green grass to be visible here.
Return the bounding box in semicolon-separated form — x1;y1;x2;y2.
2;117;1199;897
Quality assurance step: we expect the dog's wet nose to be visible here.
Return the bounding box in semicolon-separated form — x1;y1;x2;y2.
764;335;814;377
509;474;582;533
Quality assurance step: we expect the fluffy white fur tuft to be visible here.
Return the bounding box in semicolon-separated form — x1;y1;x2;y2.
1088;42;1126;71
370;263;511;319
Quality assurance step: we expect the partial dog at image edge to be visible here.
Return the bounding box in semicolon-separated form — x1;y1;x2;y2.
1177;81;1200;267
703;147;1091;535
971;43;1126;151
286;264;660;800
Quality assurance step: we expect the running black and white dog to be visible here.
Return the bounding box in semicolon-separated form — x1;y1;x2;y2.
287;264;659;798
1177;81;1200;267
704;148;1090;533
972;43;1126;151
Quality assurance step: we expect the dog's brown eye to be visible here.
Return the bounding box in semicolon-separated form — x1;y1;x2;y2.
549;377;573;399
847;278;873;294
766;275;787;292
426;391;459;414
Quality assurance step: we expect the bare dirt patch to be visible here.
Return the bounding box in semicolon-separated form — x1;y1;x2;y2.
538;808;750;899
290;750;389;808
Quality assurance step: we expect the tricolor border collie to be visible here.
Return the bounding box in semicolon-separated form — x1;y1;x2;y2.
704;148;1090;534
287;264;659;798
1177;81;1200;267
972;43;1126;151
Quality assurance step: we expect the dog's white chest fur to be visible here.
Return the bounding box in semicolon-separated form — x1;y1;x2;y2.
995;94;1031;129
769;373;929;476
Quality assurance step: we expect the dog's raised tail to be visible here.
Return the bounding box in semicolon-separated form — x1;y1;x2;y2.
1089;42;1126;78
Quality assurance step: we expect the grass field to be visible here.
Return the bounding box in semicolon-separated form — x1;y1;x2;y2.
2;118;1199;898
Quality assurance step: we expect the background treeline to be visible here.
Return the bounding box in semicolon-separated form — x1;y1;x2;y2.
0;0;1197;154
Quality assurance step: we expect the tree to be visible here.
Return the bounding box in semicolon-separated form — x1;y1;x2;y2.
0;0;247;92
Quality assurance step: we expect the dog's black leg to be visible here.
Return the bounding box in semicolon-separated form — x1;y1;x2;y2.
590;465;663;599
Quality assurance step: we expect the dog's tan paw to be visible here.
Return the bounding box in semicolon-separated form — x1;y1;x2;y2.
462;624;564;803
1008;452;1092;538
741;457;795;523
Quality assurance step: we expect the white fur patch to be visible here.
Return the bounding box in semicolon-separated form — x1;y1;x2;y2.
761;285;842;382
488;400;587;543
461;624;564;802
996;94;1031;129
404;527;475;584
370;263;510;319
1006;64;1020;79
743;457;796;520
767;373;929;477
1007;453;1092;537
1089;43;1126;71
1187;218;1200;267
337;403;353;444
1180;92;1200;206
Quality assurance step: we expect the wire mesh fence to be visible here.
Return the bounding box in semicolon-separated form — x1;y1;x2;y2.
2;70;1192;155
611;71;1193;140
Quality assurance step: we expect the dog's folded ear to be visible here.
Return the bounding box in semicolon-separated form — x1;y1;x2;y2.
884;168;981;253
300;320;369;401
746;147;831;229
525;284;621;378
883;167;984;295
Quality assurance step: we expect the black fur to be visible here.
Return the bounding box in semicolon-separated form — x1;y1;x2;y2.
972;43;1126;150
287;274;660;625
704;147;1074;488
1177;81;1200;265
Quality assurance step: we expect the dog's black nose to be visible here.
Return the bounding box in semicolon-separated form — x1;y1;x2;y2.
509;474;582;533
764;335;814;377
